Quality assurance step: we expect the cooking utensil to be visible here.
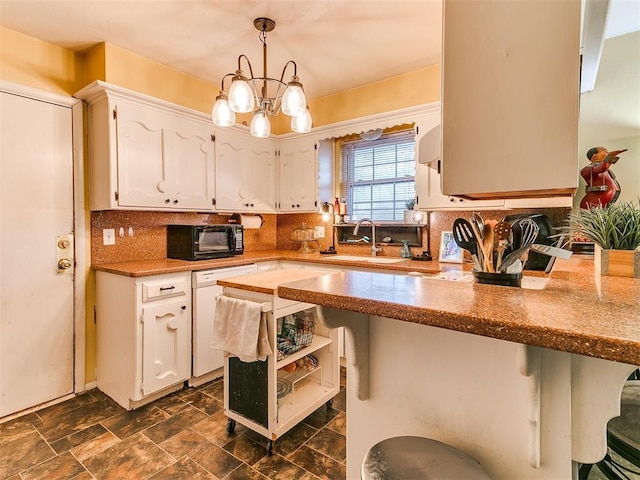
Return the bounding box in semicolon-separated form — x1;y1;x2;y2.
452;218;482;271
494;221;512;271
513;217;539;249
471;212;484;240
530;244;573;260
498;245;532;272
482;223;495;272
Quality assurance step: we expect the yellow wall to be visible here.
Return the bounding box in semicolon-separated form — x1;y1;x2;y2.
278;65;442;131
0;26;85;95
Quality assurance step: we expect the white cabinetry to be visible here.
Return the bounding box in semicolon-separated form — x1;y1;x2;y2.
215;128;277;212
75;81;216;211
278;138;318;212
441;0;580;199
414;113;504;210
95;271;191;410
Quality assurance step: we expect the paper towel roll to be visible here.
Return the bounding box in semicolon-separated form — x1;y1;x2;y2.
230;213;263;229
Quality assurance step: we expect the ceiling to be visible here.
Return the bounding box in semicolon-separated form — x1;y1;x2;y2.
1;0;637;101
0;0;443;100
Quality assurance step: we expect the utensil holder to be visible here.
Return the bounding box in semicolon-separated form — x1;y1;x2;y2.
473;270;522;287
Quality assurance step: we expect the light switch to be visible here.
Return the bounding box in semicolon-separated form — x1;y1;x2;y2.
314;226;325;239
103;228;116;245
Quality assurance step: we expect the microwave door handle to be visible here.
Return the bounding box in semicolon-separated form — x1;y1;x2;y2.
229;229;236;253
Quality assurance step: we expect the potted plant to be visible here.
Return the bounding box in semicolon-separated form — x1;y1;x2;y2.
565;200;640;277
404;198;423;224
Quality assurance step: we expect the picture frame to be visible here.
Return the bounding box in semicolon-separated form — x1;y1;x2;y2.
439;231;464;263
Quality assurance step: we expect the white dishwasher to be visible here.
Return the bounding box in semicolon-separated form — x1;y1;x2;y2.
191;264;258;386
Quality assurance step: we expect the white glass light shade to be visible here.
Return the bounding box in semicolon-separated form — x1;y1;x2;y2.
281;82;307;117
211;97;235;127
291;107;312;133
228;78;254;113
250;111;271;138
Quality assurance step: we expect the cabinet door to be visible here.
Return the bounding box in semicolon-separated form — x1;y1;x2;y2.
420;160;504;209
141;297;191;395
169;115;216;210
279;138;317;212
214;128;249;211
246;137;276;212
114;99;170;208
441;0;580;199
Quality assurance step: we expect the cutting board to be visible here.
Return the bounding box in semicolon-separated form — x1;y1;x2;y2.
217;268;330;295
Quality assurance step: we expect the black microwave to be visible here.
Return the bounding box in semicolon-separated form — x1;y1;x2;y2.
167;224;244;261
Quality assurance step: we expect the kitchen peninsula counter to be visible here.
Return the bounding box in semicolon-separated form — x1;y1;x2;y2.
274;256;639;479
278;256;640;366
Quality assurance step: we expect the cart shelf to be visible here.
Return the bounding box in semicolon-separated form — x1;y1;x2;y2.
276;335;332;369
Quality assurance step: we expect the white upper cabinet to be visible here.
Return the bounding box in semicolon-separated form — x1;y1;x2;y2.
414;112;504;210
76;82;216;211
215;128;277;212
278;137;318;212
441;0;581;200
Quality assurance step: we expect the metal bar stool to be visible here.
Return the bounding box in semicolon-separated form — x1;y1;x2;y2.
361;436;492;479
579;379;640;479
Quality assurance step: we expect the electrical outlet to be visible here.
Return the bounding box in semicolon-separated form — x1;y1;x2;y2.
103;228;116;245
314;226;325;239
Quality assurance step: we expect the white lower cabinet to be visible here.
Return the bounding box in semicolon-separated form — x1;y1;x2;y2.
96;271;191;409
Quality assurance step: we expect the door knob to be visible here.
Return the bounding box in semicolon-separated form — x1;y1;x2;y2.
58;258;72;270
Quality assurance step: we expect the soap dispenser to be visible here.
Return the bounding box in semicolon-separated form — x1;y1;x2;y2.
400;240;412;258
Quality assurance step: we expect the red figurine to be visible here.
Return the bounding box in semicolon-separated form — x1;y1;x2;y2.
579;146;627;209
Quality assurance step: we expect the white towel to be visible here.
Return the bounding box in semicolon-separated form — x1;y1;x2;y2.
211;295;273;363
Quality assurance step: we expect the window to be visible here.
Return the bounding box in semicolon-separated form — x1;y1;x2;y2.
340;130;416;221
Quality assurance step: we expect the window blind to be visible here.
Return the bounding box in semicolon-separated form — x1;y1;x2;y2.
340;130;416;221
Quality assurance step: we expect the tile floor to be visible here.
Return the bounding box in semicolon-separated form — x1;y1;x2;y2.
0;373;347;480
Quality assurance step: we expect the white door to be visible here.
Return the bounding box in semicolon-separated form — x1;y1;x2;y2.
0;92;75;417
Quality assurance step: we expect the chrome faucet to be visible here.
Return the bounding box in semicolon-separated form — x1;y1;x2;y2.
353;218;382;256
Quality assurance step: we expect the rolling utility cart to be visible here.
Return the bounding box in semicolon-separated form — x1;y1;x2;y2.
217;269;340;455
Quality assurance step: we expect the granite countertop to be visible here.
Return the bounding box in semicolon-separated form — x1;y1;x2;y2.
278;256;640;366
91;250;442;276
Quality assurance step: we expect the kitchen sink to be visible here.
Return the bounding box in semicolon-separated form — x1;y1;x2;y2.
426;271;549;290
321;254;407;264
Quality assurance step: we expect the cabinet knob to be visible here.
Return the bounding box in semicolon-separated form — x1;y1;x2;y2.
291;204;295;208
250;203;254;207
165;198;171;203
181;305;186;310
173;199;179;204
296;204;300;208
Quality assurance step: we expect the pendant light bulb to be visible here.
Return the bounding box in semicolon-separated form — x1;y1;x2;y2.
281;76;307;117
211;92;236;127
250;111;271;138
291;107;312;133
228;72;254;113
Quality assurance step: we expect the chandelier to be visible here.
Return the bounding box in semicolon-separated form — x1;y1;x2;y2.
211;17;312;138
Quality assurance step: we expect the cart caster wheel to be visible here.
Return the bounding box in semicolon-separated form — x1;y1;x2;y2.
266;440;273;456
226;419;236;434
326;398;334;408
